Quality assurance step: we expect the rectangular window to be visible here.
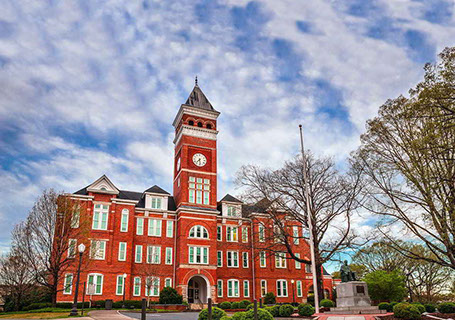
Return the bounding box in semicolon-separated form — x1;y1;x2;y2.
120;210;129;232
293;226;299;244
148;219;162;237
277;280;288;297
166;220;174;238
136;217;144;235
87;274;103;295
217;280;223;297
165;247;172;265
92;204;109;230
118;242;127;261
147;246;161;264
295;253;301;269
116;275;125;295
260;280;267;297
217;251;223;267
217;225;222;241
297;280;303;297
226;226;238;242
260;251;266;267
242;227;248;242
68;239;77;258
243;280;250;297
242;252;249;268
90;240;106;260
71;205;80;228
189;177;210;204
151;197;162;209
135;245;143;263
227;206;237;217
227;279;239;297
133;277;141;296
227;251;239;267
259;224;265;242
188;246;209;264
146;277;160;297
305;263;312;273
275;252;286;268
165;278;172;287
63;274;73;294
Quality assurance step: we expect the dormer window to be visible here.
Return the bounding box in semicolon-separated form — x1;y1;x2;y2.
189;225;209;239
227;206;238;217
151;197;162;209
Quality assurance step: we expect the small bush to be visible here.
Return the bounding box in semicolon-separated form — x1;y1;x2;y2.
438;302;455;314
239;300;251;309
92;300;106;308
411;303;425;314
199;307;227;320
244;308;273;320
298;303;315;317
394;303;422;320
23;303;52;311
219;301;232;310
232;311;246;320
279;304;295;317
232;301;241;309
220;317;231;320
263;292;276;305
265;305;280;317
55;302;72;309
320;299;335;308
246;303;254;310
307;294;315;306
159;286;183;304
379;302;391;312
424;304;436;313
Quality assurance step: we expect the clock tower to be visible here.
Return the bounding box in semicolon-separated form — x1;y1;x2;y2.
172;80;220;210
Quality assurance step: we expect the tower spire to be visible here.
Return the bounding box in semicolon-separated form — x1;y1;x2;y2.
195;75;198;87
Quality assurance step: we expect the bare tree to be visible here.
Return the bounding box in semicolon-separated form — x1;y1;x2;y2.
11;189;90;306
236;152;364;301
140;258;164;308
0;252;35;311
354;47;455;270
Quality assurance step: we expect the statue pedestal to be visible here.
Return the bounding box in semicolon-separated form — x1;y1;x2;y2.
326;281;385;315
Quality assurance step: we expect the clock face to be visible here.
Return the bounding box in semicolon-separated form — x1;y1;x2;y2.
192;153;207;167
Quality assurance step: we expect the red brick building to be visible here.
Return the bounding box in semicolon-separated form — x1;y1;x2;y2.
56;83;334;306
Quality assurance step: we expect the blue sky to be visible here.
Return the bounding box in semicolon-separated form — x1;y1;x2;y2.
0;1;454;268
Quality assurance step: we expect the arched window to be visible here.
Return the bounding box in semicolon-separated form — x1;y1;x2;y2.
197;122;203;127
189;120;194;126
206;124;212;129
189;225;209;239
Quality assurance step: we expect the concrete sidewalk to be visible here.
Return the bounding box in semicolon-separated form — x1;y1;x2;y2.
88;310;133;320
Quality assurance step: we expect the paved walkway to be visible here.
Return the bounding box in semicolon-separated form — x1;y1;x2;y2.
122;311;198;320
89;310;134;320
315;312;393;320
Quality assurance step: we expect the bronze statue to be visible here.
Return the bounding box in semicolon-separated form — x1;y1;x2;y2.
340;260;357;282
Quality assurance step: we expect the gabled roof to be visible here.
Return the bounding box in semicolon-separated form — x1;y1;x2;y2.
86;174;119;195
220;194;243;203
185;84;216;111
144;185;170;195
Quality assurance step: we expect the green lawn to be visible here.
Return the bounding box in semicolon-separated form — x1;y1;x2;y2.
0;309;88;319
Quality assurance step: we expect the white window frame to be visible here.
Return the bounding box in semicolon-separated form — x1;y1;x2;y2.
135;245;143;263
293;226;299;244
277;279;288;297
227;279;240;298
305;263;312;273
120;209;129;232
297;280;303;297
189;225;209;239
63;273;73;295
116;275;125;295
136;217;144;235
151;197;162;209
242;252;249;268
217;225;222;241
243;280;250;297
71;205;80;228
295;253;301;269
68;239;77;258
260;251;266;268
92;204;109;230
227;206;238;217
148;219;162;237
165;278;172;288
146;277;160;297
226;226;238;242
166;220;174;238
147;246;161;264
242;227;248;242
217;250;223;267
118;242;127;261
165;247;173;265
87;273;104;295
133;277;141;296
275;252;287;268
188;246;209;265
260;280;267;297
227;251;239;268
189;177;210;205
217;279;223;297
258;223;265;242
90;240;106;260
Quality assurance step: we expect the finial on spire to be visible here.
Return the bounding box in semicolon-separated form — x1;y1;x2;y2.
195;75;198;86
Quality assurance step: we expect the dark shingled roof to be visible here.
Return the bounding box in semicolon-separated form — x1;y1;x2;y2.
118;190;143;201
144;185;170;195
74;186;89;195
220;194;243;203
185;85;216;111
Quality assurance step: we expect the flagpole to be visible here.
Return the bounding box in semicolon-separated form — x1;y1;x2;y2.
299;124;320;314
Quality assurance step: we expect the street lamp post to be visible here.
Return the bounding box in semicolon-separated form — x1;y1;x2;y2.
70;243;86;316
122;273;127;308
291;280;295;306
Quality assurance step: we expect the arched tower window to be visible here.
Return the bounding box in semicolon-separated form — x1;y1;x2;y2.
188;120;194;126
197;122;203;128
206;124;212;129
189;225;209;239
